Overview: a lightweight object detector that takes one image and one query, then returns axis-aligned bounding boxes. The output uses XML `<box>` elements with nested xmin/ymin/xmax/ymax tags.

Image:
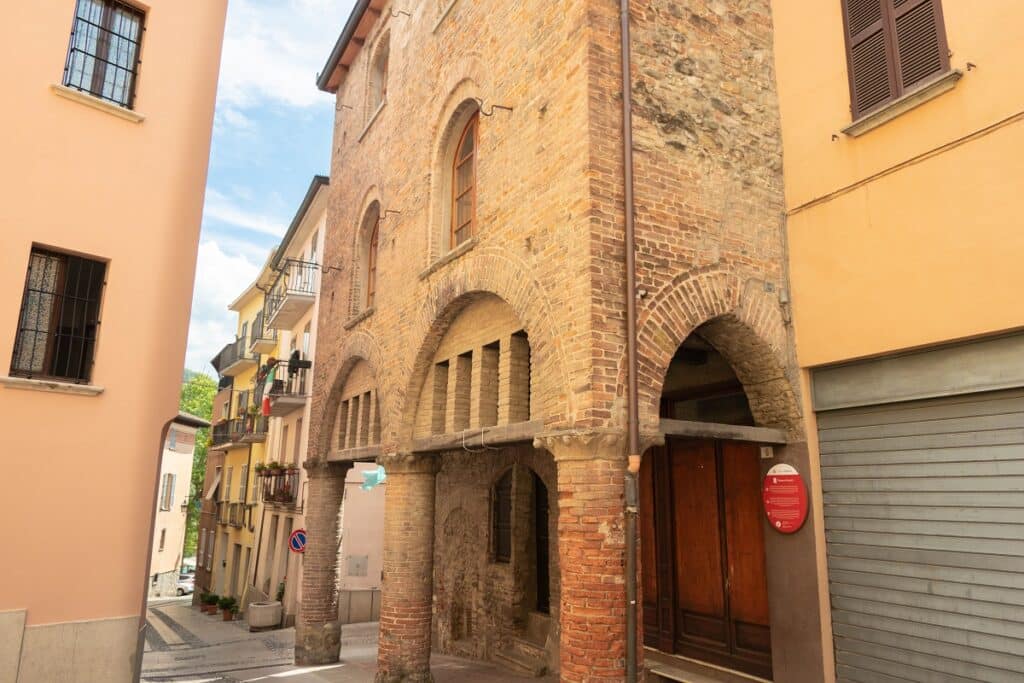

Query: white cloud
<box><xmin>216</xmin><ymin>0</ymin><xmax>354</xmax><ymax>111</ymax></box>
<box><xmin>183</xmin><ymin>240</ymin><xmax>262</xmax><ymax>372</ymax></box>
<box><xmin>204</xmin><ymin>189</ymin><xmax>287</xmax><ymax>236</ymax></box>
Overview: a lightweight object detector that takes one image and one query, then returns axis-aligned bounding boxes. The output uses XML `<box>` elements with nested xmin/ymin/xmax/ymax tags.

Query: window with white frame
<box><xmin>159</xmin><ymin>473</ymin><xmax>175</xmax><ymax>511</ymax></box>
<box><xmin>239</xmin><ymin>465</ymin><xmax>248</xmax><ymax>502</ymax></box>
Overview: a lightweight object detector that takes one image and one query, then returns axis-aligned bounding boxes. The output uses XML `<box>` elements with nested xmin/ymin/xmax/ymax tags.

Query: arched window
<box><xmin>492</xmin><ymin>468</ymin><xmax>512</xmax><ymax>563</ymax></box>
<box><xmin>451</xmin><ymin>112</ymin><xmax>478</xmax><ymax>248</ymax></box>
<box><xmin>367</xmin><ymin>33</ymin><xmax>389</xmax><ymax>119</ymax></box>
<box><xmin>366</xmin><ymin>220</ymin><xmax>379</xmax><ymax>307</ymax></box>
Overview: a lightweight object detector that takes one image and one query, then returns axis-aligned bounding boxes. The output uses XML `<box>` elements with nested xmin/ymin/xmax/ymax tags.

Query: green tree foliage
<box><xmin>180</xmin><ymin>372</ymin><xmax>217</xmax><ymax>557</ymax></box>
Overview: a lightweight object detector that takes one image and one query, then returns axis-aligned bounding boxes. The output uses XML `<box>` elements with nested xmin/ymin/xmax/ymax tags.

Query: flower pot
<box><xmin>270</xmin><ymin>468</ymin><xmax>282</xmax><ymax>476</ymax></box>
<box><xmin>222</xmin><ymin>609</ymin><xmax>233</xmax><ymax>621</ymax></box>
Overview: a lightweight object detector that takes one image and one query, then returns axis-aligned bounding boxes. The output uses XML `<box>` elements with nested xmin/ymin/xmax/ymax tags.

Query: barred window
<box><xmin>492</xmin><ymin>469</ymin><xmax>512</xmax><ymax>563</ymax></box>
<box><xmin>64</xmin><ymin>0</ymin><xmax>145</xmax><ymax>109</ymax></box>
<box><xmin>11</xmin><ymin>248</ymin><xmax>107</xmax><ymax>383</ymax></box>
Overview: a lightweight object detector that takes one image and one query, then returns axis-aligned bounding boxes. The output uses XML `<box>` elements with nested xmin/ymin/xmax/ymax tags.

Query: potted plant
<box><xmin>203</xmin><ymin>593</ymin><xmax>219</xmax><ymax>614</ymax></box>
<box><xmin>218</xmin><ymin>596</ymin><xmax>237</xmax><ymax>621</ymax></box>
<box><xmin>287</xmin><ymin>462</ymin><xmax>300</xmax><ymax>473</ymax></box>
<box><xmin>254</xmin><ymin>462</ymin><xmax>266</xmax><ymax>476</ymax></box>
<box><xmin>267</xmin><ymin>461</ymin><xmax>282</xmax><ymax>475</ymax></box>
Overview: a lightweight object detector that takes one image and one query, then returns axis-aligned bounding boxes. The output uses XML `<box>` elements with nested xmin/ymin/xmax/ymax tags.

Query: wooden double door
<box><xmin>640</xmin><ymin>439</ymin><xmax>772</xmax><ymax>679</ymax></box>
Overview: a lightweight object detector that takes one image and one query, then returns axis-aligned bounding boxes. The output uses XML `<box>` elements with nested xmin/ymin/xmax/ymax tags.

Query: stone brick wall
<box><xmin>305</xmin><ymin>0</ymin><xmax>812</xmax><ymax>679</ymax></box>
<box><xmin>432</xmin><ymin>446</ymin><xmax>558</xmax><ymax>664</ymax></box>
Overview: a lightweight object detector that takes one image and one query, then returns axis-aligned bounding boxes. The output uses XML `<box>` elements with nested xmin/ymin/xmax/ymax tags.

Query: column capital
<box><xmin>379</xmin><ymin>451</ymin><xmax>440</xmax><ymax>475</ymax></box>
<box><xmin>533</xmin><ymin>428</ymin><xmax>664</xmax><ymax>461</ymax></box>
<box><xmin>303</xmin><ymin>459</ymin><xmax>353</xmax><ymax>478</ymax></box>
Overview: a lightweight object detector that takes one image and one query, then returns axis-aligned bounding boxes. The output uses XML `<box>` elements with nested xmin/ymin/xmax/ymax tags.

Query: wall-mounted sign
<box><xmin>289</xmin><ymin>529</ymin><xmax>307</xmax><ymax>553</ymax></box>
<box><xmin>762</xmin><ymin>464</ymin><xmax>808</xmax><ymax>534</ymax></box>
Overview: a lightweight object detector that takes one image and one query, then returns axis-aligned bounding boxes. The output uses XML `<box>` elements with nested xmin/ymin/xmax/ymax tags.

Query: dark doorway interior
<box><xmin>533</xmin><ymin>471</ymin><xmax>550</xmax><ymax>614</ymax></box>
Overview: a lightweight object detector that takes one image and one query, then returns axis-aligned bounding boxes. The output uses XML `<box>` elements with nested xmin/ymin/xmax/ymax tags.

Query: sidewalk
<box><xmin>142</xmin><ymin>599</ymin><xmax>552</xmax><ymax>682</ymax></box>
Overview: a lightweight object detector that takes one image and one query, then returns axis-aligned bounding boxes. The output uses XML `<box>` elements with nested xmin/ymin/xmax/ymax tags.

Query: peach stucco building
<box><xmin>0</xmin><ymin>1</ymin><xmax>227</xmax><ymax>681</ymax></box>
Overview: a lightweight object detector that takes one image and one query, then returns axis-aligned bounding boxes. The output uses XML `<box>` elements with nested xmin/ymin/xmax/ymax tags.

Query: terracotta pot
<box><xmin>222</xmin><ymin>610</ymin><xmax>233</xmax><ymax>621</ymax></box>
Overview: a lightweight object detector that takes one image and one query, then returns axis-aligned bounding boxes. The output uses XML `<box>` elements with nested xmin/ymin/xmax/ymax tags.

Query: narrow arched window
<box><xmin>368</xmin><ymin>34</ymin><xmax>389</xmax><ymax>118</ymax></box>
<box><xmin>451</xmin><ymin>112</ymin><xmax>478</xmax><ymax>248</ymax></box>
<box><xmin>492</xmin><ymin>468</ymin><xmax>512</xmax><ymax>563</ymax></box>
<box><xmin>366</xmin><ymin>221</ymin><xmax>379</xmax><ymax>307</ymax></box>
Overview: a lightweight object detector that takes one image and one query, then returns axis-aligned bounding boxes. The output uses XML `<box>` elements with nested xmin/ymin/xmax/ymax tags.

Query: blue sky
<box><xmin>183</xmin><ymin>0</ymin><xmax>355</xmax><ymax>373</ymax></box>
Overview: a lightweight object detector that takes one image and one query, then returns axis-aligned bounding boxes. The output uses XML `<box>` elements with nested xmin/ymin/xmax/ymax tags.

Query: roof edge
<box><xmin>317</xmin><ymin>0</ymin><xmax>372</xmax><ymax>93</ymax></box>
<box><xmin>173</xmin><ymin>412</ymin><xmax>211</xmax><ymax>429</ymax></box>
<box><xmin>272</xmin><ymin>175</ymin><xmax>330</xmax><ymax>270</ymax></box>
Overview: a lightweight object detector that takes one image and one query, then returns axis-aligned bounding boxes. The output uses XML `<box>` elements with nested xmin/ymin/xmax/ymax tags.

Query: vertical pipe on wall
<box><xmin>619</xmin><ymin>0</ymin><xmax>640</xmax><ymax>680</ymax></box>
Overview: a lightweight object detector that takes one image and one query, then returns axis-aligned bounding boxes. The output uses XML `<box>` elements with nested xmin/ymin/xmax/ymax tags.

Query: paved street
<box><xmin>142</xmin><ymin>598</ymin><xmax>552</xmax><ymax>682</ymax></box>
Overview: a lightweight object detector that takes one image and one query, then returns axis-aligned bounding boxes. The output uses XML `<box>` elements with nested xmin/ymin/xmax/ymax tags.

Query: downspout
<box><xmin>619</xmin><ymin>0</ymin><xmax>640</xmax><ymax>681</ymax></box>
<box><xmin>134</xmin><ymin>419</ymin><xmax>174</xmax><ymax>683</ymax></box>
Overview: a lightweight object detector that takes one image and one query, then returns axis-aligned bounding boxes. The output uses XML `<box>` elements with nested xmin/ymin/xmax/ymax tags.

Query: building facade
<box><xmin>149</xmin><ymin>413</ymin><xmax>209</xmax><ymax>598</ymax></box>
<box><xmin>0</xmin><ymin>1</ymin><xmax>226</xmax><ymax>681</ymax></box>
<box><xmin>774</xmin><ymin>2</ymin><xmax>1024</xmax><ymax>682</ymax></box>
<box><xmin>300</xmin><ymin>1</ymin><xmax>825</xmax><ymax>681</ymax></box>
<box><xmin>197</xmin><ymin>178</ymin><xmax>386</xmax><ymax>630</ymax></box>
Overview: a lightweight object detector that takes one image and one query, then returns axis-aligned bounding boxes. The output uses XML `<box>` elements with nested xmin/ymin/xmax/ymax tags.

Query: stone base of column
<box><xmin>294</xmin><ymin>621</ymin><xmax>341</xmax><ymax>666</ymax></box>
<box><xmin>374</xmin><ymin>668</ymin><xmax>434</xmax><ymax>683</ymax></box>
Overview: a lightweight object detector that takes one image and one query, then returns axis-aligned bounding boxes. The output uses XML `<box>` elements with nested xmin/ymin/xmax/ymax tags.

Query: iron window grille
<box><xmin>63</xmin><ymin>0</ymin><xmax>145</xmax><ymax>109</ymax></box>
<box><xmin>11</xmin><ymin>248</ymin><xmax>107</xmax><ymax>383</ymax></box>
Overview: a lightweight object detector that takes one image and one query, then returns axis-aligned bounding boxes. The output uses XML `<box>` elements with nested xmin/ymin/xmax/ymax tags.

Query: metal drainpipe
<box><xmin>620</xmin><ymin>0</ymin><xmax>640</xmax><ymax>681</ymax></box>
<box><xmin>134</xmin><ymin>419</ymin><xmax>173</xmax><ymax>683</ymax></box>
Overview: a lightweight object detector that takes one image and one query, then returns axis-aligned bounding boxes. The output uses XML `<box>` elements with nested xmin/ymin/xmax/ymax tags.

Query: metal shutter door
<box><xmin>818</xmin><ymin>388</ymin><xmax>1024</xmax><ymax>683</ymax></box>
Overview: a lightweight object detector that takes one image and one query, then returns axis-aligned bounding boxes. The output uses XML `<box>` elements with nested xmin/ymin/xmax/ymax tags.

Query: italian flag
<box><xmin>261</xmin><ymin>364</ymin><xmax>277</xmax><ymax>416</ymax></box>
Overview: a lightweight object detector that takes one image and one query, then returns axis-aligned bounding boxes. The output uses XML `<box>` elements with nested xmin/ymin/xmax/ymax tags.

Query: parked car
<box><xmin>176</xmin><ymin>574</ymin><xmax>195</xmax><ymax>596</ymax></box>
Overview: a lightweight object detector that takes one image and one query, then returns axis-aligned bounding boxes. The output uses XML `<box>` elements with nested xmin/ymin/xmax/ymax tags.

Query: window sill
<box><xmin>50</xmin><ymin>84</ymin><xmax>145</xmax><ymax>124</ymax></box>
<box><xmin>419</xmin><ymin>236</ymin><xmax>478</xmax><ymax>280</ymax></box>
<box><xmin>358</xmin><ymin>100</ymin><xmax>386</xmax><ymax>142</ymax></box>
<box><xmin>432</xmin><ymin>0</ymin><xmax>458</xmax><ymax>33</ymax></box>
<box><xmin>0</xmin><ymin>375</ymin><xmax>104</xmax><ymax>396</ymax></box>
<box><xmin>344</xmin><ymin>306</ymin><xmax>376</xmax><ymax>330</ymax></box>
<box><xmin>843</xmin><ymin>70</ymin><xmax>962</xmax><ymax>138</ymax></box>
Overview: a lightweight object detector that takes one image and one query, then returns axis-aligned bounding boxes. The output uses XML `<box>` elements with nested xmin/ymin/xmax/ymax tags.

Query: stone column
<box><xmin>376</xmin><ymin>453</ymin><xmax>440</xmax><ymax>683</ymax></box>
<box><xmin>537</xmin><ymin>432</ymin><xmax>629</xmax><ymax>683</ymax></box>
<box><xmin>296</xmin><ymin>460</ymin><xmax>350</xmax><ymax>665</ymax></box>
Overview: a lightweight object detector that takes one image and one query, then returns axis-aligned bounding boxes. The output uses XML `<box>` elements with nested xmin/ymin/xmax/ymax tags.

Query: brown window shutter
<box><xmin>841</xmin><ymin>0</ymin><xmax>949</xmax><ymax>119</ymax></box>
<box><xmin>842</xmin><ymin>0</ymin><xmax>896</xmax><ymax>117</ymax></box>
<box><xmin>891</xmin><ymin>0</ymin><xmax>949</xmax><ymax>91</ymax></box>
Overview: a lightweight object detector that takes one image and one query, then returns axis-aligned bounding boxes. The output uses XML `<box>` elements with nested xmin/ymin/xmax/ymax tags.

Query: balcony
<box><xmin>211</xmin><ymin>418</ymin><xmax>246</xmax><ymax>448</ymax></box>
<box><xmin>268</xmin><ymin>367</ymin><xmax>309</xmax><ymax>417</ymax></box>
<box><xmin>228</xmin><ymin>502</ymin><xmax>245</xmax><ymax>528</ymax></box>
<box><xmin>240</xmin><ymin>414</ymin><xmax>269</xmax><ymax>443</ymax></box>
<box><xmin>259</xmin><ymin>469</ymin><xmax>300</xmax><ymax>507</ymax></box>
<box><xmin>249</xmin><ymin>311</ymin><xmax>278</xmax><ymax>355</ymax></box>
<box><xmin>265</xmin><ymin>259</ymin><xmax>318</xmax><ymax>330</ymax></box>
<box><xmin>211</xmin><ymin>337</ymin><xmax>259</xmax><ymax>377</ymax></box>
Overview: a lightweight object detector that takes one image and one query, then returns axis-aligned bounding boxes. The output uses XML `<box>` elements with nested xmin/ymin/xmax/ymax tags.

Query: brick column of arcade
<box><xmin>295</xmin><ymin>460</ymin><xmax>350</xmax><ymax>665</ymax></box>
<box><xmin>540</xmin><ymin>434</ymin><xmax>631</xmax><ymax>683</ymax></box>
<box><xmin>376</xmin><ymin>453</ymin><xmax>439</xmax><ymax>683</ymax></box>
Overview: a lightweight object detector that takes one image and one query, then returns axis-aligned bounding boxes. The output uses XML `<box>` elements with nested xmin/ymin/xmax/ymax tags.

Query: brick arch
<box><xmin>309</xmin><ymin>329</ymin><xmax>387</xmax><ymax>462</ymax></box>
<box><xmin>396</xmin><ymin>248</ymin><xmax>573</xmax><ymax>445</ymax></box>
<box><xmin>630</xmin><ymin>269</ymin><xmax>803</xmax><ymax>436</ymax></box>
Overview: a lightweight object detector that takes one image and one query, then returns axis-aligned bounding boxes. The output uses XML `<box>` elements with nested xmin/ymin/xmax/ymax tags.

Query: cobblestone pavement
<box><xmin>141</xmin><ymin>598</ymin><xmax>552</xmax><ymax>682</ymax></box>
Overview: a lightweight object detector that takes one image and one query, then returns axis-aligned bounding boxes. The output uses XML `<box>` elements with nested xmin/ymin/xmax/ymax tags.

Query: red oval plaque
<box><xmin>762</xmin><ymin>464</ymin><xmax>808</xmax><ymax>534</ymax></box>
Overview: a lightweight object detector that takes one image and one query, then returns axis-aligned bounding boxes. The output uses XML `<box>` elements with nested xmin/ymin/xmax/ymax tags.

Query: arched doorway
<box><xmin>640</xmin><ymin>328</ymin><xmax>772</xmax><ymax>679</ymax></box>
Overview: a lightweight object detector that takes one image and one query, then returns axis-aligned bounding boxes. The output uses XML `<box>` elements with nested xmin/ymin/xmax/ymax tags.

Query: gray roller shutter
<box><xmin>818</xmin><ymin>388</ymin><xmax>1024</xmax><ymax>683</ymax></box>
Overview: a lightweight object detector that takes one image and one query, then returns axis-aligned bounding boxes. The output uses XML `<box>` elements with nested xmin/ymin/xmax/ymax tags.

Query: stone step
<box><xmin>494</xmin><ymin>644</ymin><xmax>547</xmax><ymax>677</ymax></box>
<box><xmin>510</xmin><ymin>635</ymin><xmax>547</xmax><ymax>662</ymax></box>
<box><xmin>524</xmin><ymin>611</ymin><xmax>551</xmax><ymax>646</ymax></box>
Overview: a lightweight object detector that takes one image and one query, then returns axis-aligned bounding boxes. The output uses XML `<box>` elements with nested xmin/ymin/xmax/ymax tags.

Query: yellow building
<box><xmin>774</xmin><ymin>2</ymin><xmax>1024</xmax><ymax>681</ymax></box>
<box><xmin>0</xmin><ymin>1</ymin><xmax>226</xmax><ymax>681</ymax></box>
<box><xmin>202</xmin><ymin>177</ymin><xmax>330</xmax><ymax>627</ymax></box>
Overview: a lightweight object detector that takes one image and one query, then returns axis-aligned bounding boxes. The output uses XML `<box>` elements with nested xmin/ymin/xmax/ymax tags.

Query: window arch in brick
<box><xmin>367</xmin><ymin>30</ymin><xmax>390</xmax><ymax>121</ymax></box>
<box><xmin>353</xmin><ymin>200</ymin><xmax>381</xmax><ymax>314</ymax></box>
<box><xmin>431</xmin><ymin>98</ymin><xmax>481</xmax><ymax>258</ymax></box>
<box><xmin>335</xmin><ymin>359</ymin><xmax>382</xmax><ymax>451</ymax></box>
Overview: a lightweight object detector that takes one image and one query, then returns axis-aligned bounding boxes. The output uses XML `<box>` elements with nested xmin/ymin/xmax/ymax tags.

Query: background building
<box><xmin>149</xmin><ymin>413</ymin><xmax>210</xmax><ymax>598</ymax></box>
<box><xmin>0</xmin><ymin>1</ymin><xmax>226</xmax><ymax>681</ymax></box>
<box><xmin>775</xmin><ymin>2</ymin><xmax>1024</xmax><ymax>682</ymax></box>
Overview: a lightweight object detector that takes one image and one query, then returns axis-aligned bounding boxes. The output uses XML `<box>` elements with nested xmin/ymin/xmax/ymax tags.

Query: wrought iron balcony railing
<box><xmin>228</xmin><ymin>502</ymin><xmax>245</xmax><ymax>528</ymax></box>
<box><xmin>264</xmin><ymin>259</ymin><xmax>318</xmax><ymax>330</ymax></box>
<box><xmin>211</xmin><ymin>336</ymin><xmax>259</xmax><ymax>376</ymax></box>
<box><xmin>259</xmin><ymin>469</ymin><xmax>300</xmax><ymax>507</ymax></box>
<box><xmin>249</xmin><ymin>311</ymin><xmax>278</xmax><ymax>353</ymax></box>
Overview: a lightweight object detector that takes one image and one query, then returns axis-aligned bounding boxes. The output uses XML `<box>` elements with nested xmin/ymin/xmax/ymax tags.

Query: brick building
<box><xmin>297</xmin><ymin>1</ymin><xmax>827</xmax><ymax>682</ymax></box>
